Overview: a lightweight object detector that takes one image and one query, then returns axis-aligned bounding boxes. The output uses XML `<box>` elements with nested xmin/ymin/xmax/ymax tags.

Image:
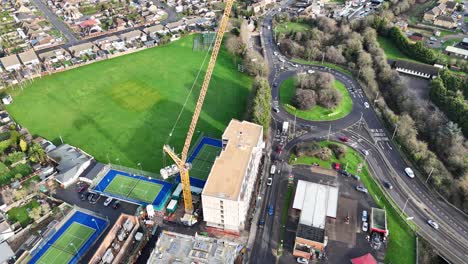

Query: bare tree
<box><xmin>293</xmin><ymin>89</ymin><xmax>317</xmax><ymax>110</ymax></box>
<box><xmin>325</xmin><ymin>46</ymin><xmax>346</xmax><ymax>64</ymax></box>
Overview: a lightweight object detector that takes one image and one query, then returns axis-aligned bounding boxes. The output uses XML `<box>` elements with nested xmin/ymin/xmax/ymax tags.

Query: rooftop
<box><xmin>68</xmin><ymin>42</ymin><xmax>95</xmax><ymax>54</ymax></box>
<box><xmin>446</xmin><ymin>46</ymin><xmax>468</xmax><ymax>56</ymax></box>
<box><xmin>47</xmin><ymin>144</ymin><xmax>92</xmax><ymax>184</ymax></box>
<box><xmin>18</xmin><ymin>49</ymin><xmax>39</xmax><ymax>63</ymax></box>
<box><xmin>370</xmin><ymin>207</ymin><xmax>387</xmax><ymax>231</ymax></box>
<box><xmin>296</xmin><ymin>224</ymin><xmax>325</xmax><ymax>243</ymax></box>
<box><xmin>202</xmin><ymin>120</ymin><xmax>263</xmax><ymax>200</ymax></box>
<box><xmin>393</xmin><ymin>60</ymin><xmax>440</xmax><ymax>76</ymax></box>
<box><xmin>119</xmin><ymin>30</ymin><xmax>143</xmax><ymax>40</ymax></box>
<box><xmin>292</xmin><ymin>180</ymin><xmax>339</xmax><ymax>228</ymax></box>
<box><xmin>148</xmin><ymin>231</ymin><xmax>241</xmax><ymax>264</ymax></box>
<box><xmin>0</xmin><ymin>54</ymin><xmax>21</xmax><ymax>68</ymax></box>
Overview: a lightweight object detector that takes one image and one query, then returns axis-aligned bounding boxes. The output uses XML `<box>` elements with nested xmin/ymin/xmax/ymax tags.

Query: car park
<box><xmin>362</xmin><ymin>222</ymin><xmax>369</xmax><ymax>232</ymax></box>
<box><xmin>427</xmin><ymin>219</ymin><xmax>439</xmax><ymax>229</ymax></box>
<box><xmin>356</xmin><ymin>185</ymin><xmax>368</xmax><ymax>193</ymax></box>
<box><xmin>267</xmin><ymin>177</ymin><xmax>273</xmax><ymax>186</ymax></box>
<box><xmin>112</xmin><ymin>200</ymin><xmax>120</xmax><ymax>209</ymax></box>
<box><xmin>104</xmin><ymin>197</ymin><xmax>113</xmax><ymax>206</ymax></box>
<box><xmin>383</xmin><ymin>180</ymin><xmax>393</xmax><ymax>189</ymax></box>
<box><xmin>362</xmin><ymin>210</ymin><xmax>368</xmax><ymax>222</ymax></box>
<box><xmin>297</xmin><ymin>257</ymin><xmax>308</xmax><ymax>264</ymax></box>
<box><xmin>268</xmin><ymin>204</ymin><xmax>274</xmax><ymax>216</ymax></box>
<box><xmin>404</xmin><ymin>167</ymin><xmax>415</xmax><ymax>178</ymax></box>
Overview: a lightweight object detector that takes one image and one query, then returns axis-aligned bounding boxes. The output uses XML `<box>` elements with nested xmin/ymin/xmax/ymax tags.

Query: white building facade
<box><xmin>202</xmin><ymin>120</ymin><xmax>264</xmax><ymax>232</ymax></box>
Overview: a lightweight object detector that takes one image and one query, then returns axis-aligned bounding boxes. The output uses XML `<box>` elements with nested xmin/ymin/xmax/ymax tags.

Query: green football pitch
<box><xmin>104</xmin><ymin>175</ymin><xmax>162</xmax><ymax>203</ymax></box>
<box><xmin>189</xmin><ymin>145</ymin><xmax>221</xmax><ymax>181</ymax></box>
<box><xmin>6</xmin><ymin>34</ymin><xmax>252</xmax><ymax>173</ymax></box>
<box><xmin>37</xmin><ymin>222</ymin><xmax>94</xmax><ymax>264</ymax></box>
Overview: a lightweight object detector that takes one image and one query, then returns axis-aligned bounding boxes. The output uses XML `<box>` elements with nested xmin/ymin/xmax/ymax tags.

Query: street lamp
<box><xmin>137</xmin><ymin>163</ymin><xmax>143</xmax><ymax>175</ymax></box>
<box><xmin>70</xmin><ymin>242</ymin><xmax>79</xmax><ymax>256</ymax></box>
<box><xmin>91</xmin><ymin>218</ymin><xmax>100</xmax><ymax>232</ymax></box>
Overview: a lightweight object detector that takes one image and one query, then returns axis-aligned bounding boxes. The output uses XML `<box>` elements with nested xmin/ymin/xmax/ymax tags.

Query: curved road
<box><xmin>250</xmin><ymin>2</ymin><xmax>468</xmax><ymax>263</ymax></box>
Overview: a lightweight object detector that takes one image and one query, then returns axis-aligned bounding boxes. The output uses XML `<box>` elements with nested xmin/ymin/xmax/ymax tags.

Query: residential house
<box><xmin>409</xmin><ymin>33</ymin><xmax>424</xmax><ymax>42</ymax></box>
<box><xmin>445</xmin><ymin>1</ymin><xmax>458</xmax><ymax>12</ymax></box>
<box><xmin>144</xmin><ymin>24</ymin><xmax>167</xmax><ymax>38</ymax></box>
<box><xmin>47</xmin><ymin>144</ymin><xmax>93</xmax><ymax>188</ymax></box>
<box><xmin>18</xmin><ymin>49</ymin><xmax>40</xmax><ymax>66</ymax></box>
<box><xmin>434</xmin><ymin>14</ymin><xmax>457</xmax><ymax>28</ymax></box>
<box><xmin>68</xmin><ymin>42</ymin><xmax>98</xmax><ymax>57</ymax></box>
<box><xmin>119</xmin><ymin>30</ymin><xmax>146</xmax><ymax>43</ymax></box>
<box><xmin>0</xmin><ymin>112</ymin><xmax>11</xmax><ymax>123</ymax></box>
<box><xmin>0</xmin><ymin>55</ymin><xmax>22</xmax><ymax>71</ymax></box>
<box><xmin>1</xmin><ymin>95</ymin><xmax>13</xmax><ymax>105</ymax></box>
<box><xmin>423</xmin><ymin>4</ymin><xmax>446</xmax><ymax>21</ymax></box>
<box><xmin>38</xmin><ymin>48</ymin><xmax>71</xmax><ymax>64</ymax></box>
<box><xmin>94</xmin><ymin>35</ymin><xmax>120</xmax><ymax>50</ymax></box>
<box><xmin>249</xmin><ymin>0</ymin><xmax>274</xmax><ymax>14</ymax></box>
<box><xmin>165</xmin><ymin>20</ymin><xmax>186</xmax><ymax>33</ymax></box>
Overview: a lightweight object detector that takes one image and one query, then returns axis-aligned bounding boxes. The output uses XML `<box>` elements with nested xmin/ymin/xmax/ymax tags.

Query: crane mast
<box><xmin>163</xmin><ymin>0</ymin><xmax>234</xmax><ymax>214</ymax></box>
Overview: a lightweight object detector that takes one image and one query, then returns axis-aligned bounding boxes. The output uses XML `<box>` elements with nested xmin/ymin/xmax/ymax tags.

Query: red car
<box><xmin>338</xmin><ymin>136</ymin><xmax>349</xmax><ymax>142</ymax></box>
<box><xmin>333</xmin><ymin>163</ymin><xmax>341</xmax><ymax>171</ymax></box>
<box><xmin>276</xmin><ymin>145</ymin><xmax>283</xmax><ymax>154</ymax></box>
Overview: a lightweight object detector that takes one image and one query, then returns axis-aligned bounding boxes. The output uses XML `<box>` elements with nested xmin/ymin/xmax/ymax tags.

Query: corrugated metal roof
<box><xmin>293</xmin><ymin>180</ymin><xmax>338</xmax><ymax>228</ymax></box>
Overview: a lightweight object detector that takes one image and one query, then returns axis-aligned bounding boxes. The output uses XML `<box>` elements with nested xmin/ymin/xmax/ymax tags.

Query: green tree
<box><xmin>0</xmin><ymin>140</ymin><xmax>9</xmax><ymax>154</ymax></box>
<box><xmin>28</xmin><ymin>142</ymin><xmax>47</xmax><ymax>163</ymax></box>
<box><xmin>251</xmin><ymin>77</ymin><xmax>272</xmax><ymax>135</ymax></box>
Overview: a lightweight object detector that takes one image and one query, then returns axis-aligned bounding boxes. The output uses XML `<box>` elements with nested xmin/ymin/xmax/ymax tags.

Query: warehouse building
<box><xmin>292</xmin><ymin>180</ymin><xmax>338</xmax><ymax>260</ymax></box>
<box><xmin>202</xmin><ymin>120</ymin><xmax>264</xmax><ymax>233</ymax></box>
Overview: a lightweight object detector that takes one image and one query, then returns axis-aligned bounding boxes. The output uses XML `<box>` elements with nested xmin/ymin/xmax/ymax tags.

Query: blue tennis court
<box><xmin>176</xmin><ymin>136</ymin><xmax>222</xmax><ymax>188</ymax></box>
<box><xmin>29</xmin><ymin>210</ymin><xmax>107</xmax><ymax>264</ymax></box>
<box><xmin>93</xmin><ymin>169</ymin><xmax>173</xmax><ymax>210</ymax></box>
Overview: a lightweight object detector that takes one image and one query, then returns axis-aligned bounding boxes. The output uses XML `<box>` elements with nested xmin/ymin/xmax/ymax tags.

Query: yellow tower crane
<box><xmin>163</xmin><ymin>0</ymin><xmax>234</xmax><ymax>215</ymax></box>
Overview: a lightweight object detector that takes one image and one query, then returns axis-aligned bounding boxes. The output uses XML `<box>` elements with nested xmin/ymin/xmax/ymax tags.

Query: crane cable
<box><xmin>163</xmin><ymin>34</ymin><xmax>217</xmax><ymax>165</ymax></box>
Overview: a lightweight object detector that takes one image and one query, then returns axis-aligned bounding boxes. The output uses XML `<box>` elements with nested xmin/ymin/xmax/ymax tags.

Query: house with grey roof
<box><xmin>119</xmin><ymin>29</ymin><xmax>146</xmax><ymax>43</ymax></box>
<box><xmin>68</xmin><ymin>42</ymin><xmax>98</xmax><ymax>57</ymax></box>
<box><xmin>144</xmin><ymin>24</ymin><xmax>167</xmax><ymax>38</ymax></box>
<box><xmin>47</xmin><ymin>144</ymin><xmax>93</xmax><ymax>187</ymax></box>
<box><xmin>18</xmin><ymin>49</ymin><xmax>40</xmax><ymax>66</ymax></box>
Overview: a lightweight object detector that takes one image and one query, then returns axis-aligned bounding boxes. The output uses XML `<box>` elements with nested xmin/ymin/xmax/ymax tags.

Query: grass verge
<box><xmin>290</xmin><ymin>141</ymin><xmax>416</xmax><ymax>264</ymax></box>
<box><xmin>279</xmin><ymin>77</ymin><xmax>353</xmax><ymax>121</ymax></box>
<box><xmin>274</xmin><ymin>22</ymin><xmax>311</xmax><ymax>34</ymax></box>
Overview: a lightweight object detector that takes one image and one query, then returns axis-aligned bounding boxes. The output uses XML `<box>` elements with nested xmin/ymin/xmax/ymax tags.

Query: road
<box><xmin>250</xmin><ymin>1</ymin><xmax>468</xmax><ymax>263</ymax></box>
<box><xmin>30</xmin><ymin>0</ymin><xmax>79</xmax><ymax>44</ymax></box>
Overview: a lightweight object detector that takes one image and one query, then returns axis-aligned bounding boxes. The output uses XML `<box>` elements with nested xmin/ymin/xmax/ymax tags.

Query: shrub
<box><xmin>5</xmin><ymin>152</ymin><xmax>25</xmax><ymax>165</ymax></box>
<box><xmin>329</xmin><ymin>143</ymin><xmax>346</xmax><ymax>159</ymax></box>
<box><xmin>294</xmin><ymin>141</ymin><xmax>321</xmax><ymax>156</ymax></box>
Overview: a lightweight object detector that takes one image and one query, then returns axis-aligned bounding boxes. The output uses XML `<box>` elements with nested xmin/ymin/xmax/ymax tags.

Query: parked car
<box><xmin>276</xmin><ymin>145</ymin><xmax>283</xmax><ymax>154</ymax></box>
<box><xmin>341</xmin><ymin>170</ymin><xmax>351</xmax><ymax>177</ymax></box>
<box><xmin>338</xmin><ymin>136</ymin><xmax>349</xmax><ymax>142</ymax></box>
<box><xmin>104</xmin><ymin>197</ymin><xmax>113</xmax><ymax>206</ymax></box>
<box><xmin>404</xmin><ymin>167</ymin><xmax>415</xmax><ymax>178</ymax></box>
<box><xmin>333</xmin><ymin>162</ymin><xmax>341</xmax><ymax>170</ymax></box>
<box><xmin>80</xmin><ymin>193</ymin><xmax>87</xmax><ymax>201</ymax></box>
<box><xmin>258</xmin><ymin>219</ymin><xmax>265</xmax><ymax>226</ymax></box>
<box><xmin>383</xmin><ymin>180</ymin><xmax>393</xmax><ymax>189</ymax></box>
<box><xmin>90</xmin><ymin>193</ymin><xmax>100</xmax><ymax>204</ymax></box>
<box><xmin>112</xmin><ymin>200</ymin><xmax>120</xmax><ymax>209</ymax></box>
<box><xmin>427</xmin><ymin>219</ymin><xmax>439</xmax><ymax>229</ymax></box>
<box><xmin>362</xmin><ymin>221</ymin><xmax>369</xmax><ymax>232</ymax></box>
<box><xmin>297</xmin><ymin>257</ymin><xmax>308</xmax><ymax>264</ymax></box>
<box><xmin>307</xmin><ymin>69</ymin><xmax>315</xmax><ymax>74</ymax></box>
<box><xmin>352</xmin><ymin>174</ymin><xmax>360</xmax><ymax>181</ymax></box>
<box><xmin>361</xmin><ymin>149</ymin><xmax>369</xmax><ymax>156</ymax></box>
<box><xmin>87</xmin><ymin>193</ymin><xmax>94</xmax><ymax>202</ymax></box>
<box><xmin>364</xmin><ymin>102</ymin><xmax>370</xmax><ymax>108</ymax></box>
<box><xmin>356</xmin><ymin>185</ymin><xmax>368</xmax><ymax>194</ymax></box>
<box><xmin>268</xmin><ymin>204</ymin><xmax>274</xmax><ymax>216</ymax></box>
<box><xmin>362</xmin><ymin>210</ymin><xmax>368</xmax><ymax>222</ymax></box>
<box><xmin>267</xmin><ymin>177</ymin><xmax>273</xmax><ymax>186</ymax></box>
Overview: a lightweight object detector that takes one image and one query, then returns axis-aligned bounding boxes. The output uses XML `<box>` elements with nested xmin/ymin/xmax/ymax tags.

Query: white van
<box><xmin>404</xmin><ymin>167</ymin><xmax>415</xmax><ymax>178</ymax></box>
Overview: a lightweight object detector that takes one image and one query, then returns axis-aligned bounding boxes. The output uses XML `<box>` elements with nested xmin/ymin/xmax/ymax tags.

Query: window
<box><xmin>221</xmin><ymin>219</ymin><xmax>224</xmax><ymax>223</ymax></box>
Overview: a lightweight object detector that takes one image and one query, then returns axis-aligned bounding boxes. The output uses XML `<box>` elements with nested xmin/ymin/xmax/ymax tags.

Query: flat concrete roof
<box><xmin>293</xmin><ymin>180</ymin><xmax>338</xmax><ymax>229</ymax></box>
<box><xmin>446</xmin><ymin>45</ymin><xmax>468</xmax><ymax>56</ymax></box>
<box><xmin>18</xmin><ymin>49</ymin><xmax>38</xmax><ymax>63</ymax></box>
<box><xmin>0</xmin><ymin>54</ymin><xmax>21</xmax><ymax>68</ymax></box>
<box><xmin>202</xmin><ymin>120</ymin><xmax>262</xmax><ymax>200</ymax></box>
